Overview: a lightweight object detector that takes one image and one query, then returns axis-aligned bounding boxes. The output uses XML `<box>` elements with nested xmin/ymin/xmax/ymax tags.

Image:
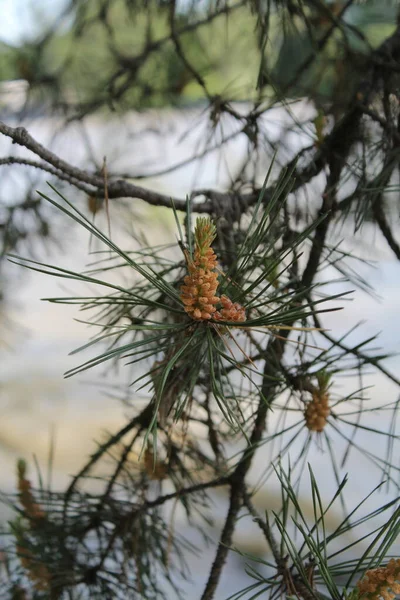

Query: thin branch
<box><xmin>201</xmin><ymin>333</ymin><xmax>289</xmax><ymax>600</ymax></box>
<box><xmin>0</xmin><ymin>121</ymin><xmax>191</xmax><ymax>209</ymax></box>
<box><xmin>169</xmin><ymin>0</ymin><xmax>211</xmax><ymax>99</ymax></box>
<box><xmin>242</xmin><ymin>492</ymin><xmax>282</xmax><ymax>565</ymax></box>
<box><xmin>0</xmin><ymin>156</ymin><xmax>97</xmax><ymax>194</ymax></box>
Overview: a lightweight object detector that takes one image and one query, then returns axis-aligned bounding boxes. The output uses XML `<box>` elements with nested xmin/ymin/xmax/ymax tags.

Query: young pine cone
<box><xmin>180</xmin><ymin>217</ymin><xmax>246</xmax><ymax>323</ymax></box>
<box><xmin>357</xmin><ymin>559</ymin><xmax>400</xmax><ymax>600</ymax></box>
<box><xmin>180</xmin><ymin>218</ymin><xmax>220</xmax><ymax>321</ymax></box>
<box><xmin>304</xmin><ymin>392</ymin><xmax>330</xmax><ymax>432</ymax></box>
<box><xmin>214</xmin><ymin>295</ymin><xmax>246</xmax><ymax>323</ymax></box>
<box><xmin>180</xmin><ymin>265</ymin><xmax>220</xmax><ymax>320</ymax></box>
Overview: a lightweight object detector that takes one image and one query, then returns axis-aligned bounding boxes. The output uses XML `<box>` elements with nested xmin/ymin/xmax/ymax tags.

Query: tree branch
<box><xmin>0</xmin><ymin>121</ymin><xmax>193</xmax><ymax>209</ymax></box>
<box><xmin>0</xmin><ymin>156</ymin><xmax>97</xmax><ymax>195</ymax></box>
<box><xmin>200</xmin><ymin>333</ymin><xmax>289</xmax><ymax>600</ymax></box>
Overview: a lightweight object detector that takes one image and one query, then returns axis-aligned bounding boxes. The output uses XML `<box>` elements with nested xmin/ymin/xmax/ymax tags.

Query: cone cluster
<box><xmin>180</xmin><ymin>218</ymin><xmax>246</xmax><ymax>323</ymax></box>
<box><xmin>214</xmin><ymin>295</ymin><xmax>246</xmax><ymax>322</ymax></box>
<box><xmin>357</xmin><ymin>559</ymin><xmax>400</xmax><ymax>600</ymax></box>
<box><xmin>304</xmin><ymin>391</ymin><xmax>330</xmax><ymax>432</ymax></box>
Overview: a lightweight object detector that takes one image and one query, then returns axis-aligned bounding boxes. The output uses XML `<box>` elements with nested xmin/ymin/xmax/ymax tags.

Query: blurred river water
<box><xmin>1</xmin><ymin>102</ymin><xmax>400</xmax><ymax>597</ymax></box>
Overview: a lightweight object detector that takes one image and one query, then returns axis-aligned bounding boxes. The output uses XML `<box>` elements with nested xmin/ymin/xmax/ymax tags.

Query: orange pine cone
<box><xmin>304</xmin><ymin>392</ymin><xmax>330</xmax><ymax>432</ymax></box>
<box><xmin>214</xmin><ymin>295</ymin><xmax>246</xmax><ymax>323</ymax></box>
<box><xmin>180</xmin><ymin>218</ymin><xmax>220</xmax><ymax>321</ymax></box>
<box><xmin>357</xmin><ymin>559</ymin><xmax>400</xmax><ymax>600</ymax></box>
<box><xmin>180</xmin><ymin>217</ymin><xmax>246</xmax><ymax>323</ymax></box>
<box><xmin>180</xmin><ymin>268</ymin><xmax>220</xmax><ymax>320</ymax></box>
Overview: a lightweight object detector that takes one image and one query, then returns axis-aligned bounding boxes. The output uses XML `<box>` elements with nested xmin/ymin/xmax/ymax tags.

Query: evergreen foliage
<box><xmin>1</xmin><ymin>1</ymin><xmax>400</xmax><ymax>598</ymax></box>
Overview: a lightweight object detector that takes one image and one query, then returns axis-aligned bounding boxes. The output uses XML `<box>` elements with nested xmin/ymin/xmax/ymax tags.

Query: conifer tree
<box><xmin>1</xmin><ymin>1</ymin><xmax>400</xmax><ymax>598</ymax></box>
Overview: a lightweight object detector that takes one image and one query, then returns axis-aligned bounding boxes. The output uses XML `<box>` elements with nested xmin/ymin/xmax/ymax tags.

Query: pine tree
<box><xmin>1</xmin><ymin>1</ymin><xmax>400</xmax><ymax>599</ymax></box>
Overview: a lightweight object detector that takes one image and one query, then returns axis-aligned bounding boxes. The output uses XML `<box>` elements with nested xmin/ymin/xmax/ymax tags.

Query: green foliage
<box><xmin>2</xmin><ymin>171</ymin><xmax>398</xmax><ymax>596</ymax></box>
<box><xmin>0</xmin><ymin>44</ymin><xmax>16</xmax><ymax>82</ymax></box>
<box><xmin>8</xmin><ymin>172</ymin><xmax>341</xmax><ymax>440</ymax></box>
<box><xmin>228</xmin><ymin>465</ymin><xmax>400</xmax><ymax>600</ymax></box>
<box><xmin>1</xmin><ymin>1</ymin><xmax>400</xmax><ymax>598</ymax></box>
<box><xmin>3</xmin><ymin>0</ymin><xmax>398</xmax><ymax>109</ymax></box>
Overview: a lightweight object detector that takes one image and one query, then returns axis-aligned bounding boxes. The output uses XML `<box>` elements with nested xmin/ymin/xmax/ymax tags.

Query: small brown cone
<box><xmin>304</xmin><ymin>392</ymin><xmax>330</xmax><ymax>432</ymax></box>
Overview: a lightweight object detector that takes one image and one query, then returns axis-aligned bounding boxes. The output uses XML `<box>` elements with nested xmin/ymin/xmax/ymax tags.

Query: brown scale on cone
<box><xmin>304</xmin><ymin>391</ymin><xmax>330</xmax><ymax>432</ymax></box>
<box><xmin>357</xmin><ymin>559</ymin><xmax>400</xmax><ymax>600</ymax></box>
<box><xmin>180</xmin><ymin>217</ymin><xmax>246</xmax><ymax>322</ymax></box>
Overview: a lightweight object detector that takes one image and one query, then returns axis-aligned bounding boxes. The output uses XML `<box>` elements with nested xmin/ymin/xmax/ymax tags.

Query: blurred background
<box><xmin>1</xmin><ymin>0</ymin><xmax>400</xmax><ymax>596</ymax></box>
